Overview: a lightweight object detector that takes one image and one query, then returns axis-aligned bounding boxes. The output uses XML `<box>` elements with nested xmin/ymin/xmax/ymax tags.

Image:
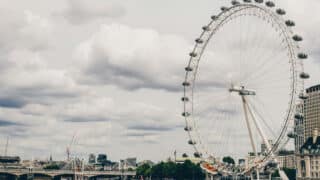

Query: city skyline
<box><xmin>0</xmin><ymin>0</ymin><xmax>319</xmax><ymax>163</ymax></box>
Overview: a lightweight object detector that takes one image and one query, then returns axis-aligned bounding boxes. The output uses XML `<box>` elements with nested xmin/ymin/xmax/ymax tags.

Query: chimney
<box><xmin>313</xmin><ymin>128</ymin><xmax>319</xmax><ymax>144</ymax></box>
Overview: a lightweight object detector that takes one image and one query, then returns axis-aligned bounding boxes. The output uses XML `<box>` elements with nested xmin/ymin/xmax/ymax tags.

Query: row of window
<box><xmin>311</xmin><ymin>172</ymin><xmax>319</xmax><ymax>178</ymax></box>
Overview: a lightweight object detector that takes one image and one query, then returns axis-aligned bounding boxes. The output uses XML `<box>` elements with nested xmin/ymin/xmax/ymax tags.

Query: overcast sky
<box><xmin>0</xmin><ymin>0</ymin><xmax>319</xmax><ymax>162</ymax></box>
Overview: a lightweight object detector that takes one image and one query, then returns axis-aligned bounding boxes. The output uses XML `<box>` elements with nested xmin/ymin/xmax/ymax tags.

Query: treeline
<box><xmin>136</xmin><ymin>160</ymin><xmax>205</xmax><ymax>180</ymax></box>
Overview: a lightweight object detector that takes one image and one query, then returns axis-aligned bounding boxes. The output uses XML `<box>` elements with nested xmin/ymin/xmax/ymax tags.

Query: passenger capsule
<box><xmin>188</xmin><ymin>140</ymin><xmax>196</xmax><ymax>145</ymax></box>
<box><xmin>255</xmin><ymin>0</ymin><xmax>263</xmax><ymax>3</ymax></box>
<box><xmin>300</xmin><ymin>72</ymin><xmax>310</xmax><ymax>79</ymax></box>
<box><xmin>221</xmin><ymin>6</ymin><xmax>228</xmax><ymax>11</ymax></box>
<box><xmin>184</xmin><ymin>126</ymin><xmax>192</xmax><ymax>131</ymax></box>
<box><xmin>287</xmin><ymin>132</ymin><xmax>296</xmax><ymax>138</ymax></box>
<box><xmin>243</xmin><ymin>0</ymin><xmax>252</xmax><ymax>3</ymax></box>
<box><xmin>195</xmin><ymin>38</ymin><xmax>204</xmax><ymax>44</ymax></box>
<box><xmin>185</xmin><ymin>66</ymin><xmax>193</xmax><ymax>72</ymax></box>
<box><xmin>194</xmin><ymin>152</ymin><xmax>202</xmax><ymax>158</ymax></box>
<box><xmin>265</xmin><ymin>1</ymin><xmax>275</xmax><ymax>7</ymax></box>
<box><xmin>182</xmin><ymin>81</ymin><xmax>190</xmax><ymax>86</ymax></box>
<box><xmin>295</xmin><ymin>113</ymin><xmax>304</xmax><ymax>120</ymax></box>
<box><xmin>299</xmin><ymin>93</ymin><xmax>308</xmax><ymax>100</ymax></box>
<box><xmin>231</xmin><ymin>0</ymin><xmax>240</xmax><ymax>5</ymax></box>
<box><xmin>211</xmin><ymin>15</ymin><xmax>217</xmax><ymax>20</ymax></box>
<box><xmin>202</xmin><ymin>26</ymin><xmax>210</xmax><ymax>31</ymax></box>
<box><xmin>285</xmin><ymin>20</ymin><xmax>295</xmax><ymax>27</ymax></box>
<box><xmin>276</xmin><ymin>9</ymin><xmax>286</xmax><ymax>15</ymax></box>
<box><xmin>189</xmin><ymin>52</ymin><xmax>197</xmax><ymax>57</ymax></box>
<box><xmin>182</xmin><ymin>112</ymin><xmax>190</xmax><ymax>117</ymax></box>
<box><xmin>298</xmin><ymin>53</ymin><xmax>308</xmax><ymax>59</ymax></box>
<box><xmin>293</xmin><ymin>35</ymin><xmax>303</xmax><ymax>42</ymax></box>
<box><xmin>181</xmin><ymin>97</ymin><xmax>189</xmax><ymax>102</ymax></box>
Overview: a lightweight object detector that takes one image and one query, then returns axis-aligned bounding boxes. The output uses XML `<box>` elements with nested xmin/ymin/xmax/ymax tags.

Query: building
<box><xmin>296</xmin><ymin>129</ymin><xmax>320</xmax><ymax>179</ymax></box>
<box><xmin>303</xmin><ymin>85</ymin><xmax>320</xmax><ymax>140</ymax></box>
<box><xmin>120</xmin><ymin>158</ymin><xmax>137</xmax><ymax>170</ymax></box>
<box><xmin>97</xmin><ymin>154</ymin><xmax>107</xmax><ymax>164</ymax></box>
<box><xmin>277</xmin><ymin>150</ymin><xmax>295</xmax><ymax>169</ymax></box>
<box><xmin>295</xmin><ymin>85</ymin><xmax>320</xmax><ymax>179</ymax></box>
<box><xmin>245</xmin><ymin>153</ymin><xmax>256</xmax><ymax>169</ymax></box>
<box><xmin>0</xmin><ymin>156</ymin><xmax>20</xmax><ymax>164</ymax></box>
<box><xmin>0</xmin><ymin>156</ymin><xmax>21</xmax><ymax>169</ymax></box>
<box><xmin>238</xmin><ymin>159</ymin><xmax>245</xmax><ymax>166</ymax></box>
<box><xmin>88</xmin><ymin>153</ymin><xmax>96</xmax><ymax>164</ymax></box>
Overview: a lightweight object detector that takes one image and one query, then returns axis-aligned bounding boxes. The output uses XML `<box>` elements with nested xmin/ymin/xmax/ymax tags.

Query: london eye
<box><xmin>182</xmin><ymin>0</ymin><xmax>309</xmax><ymax>177</ymax></box>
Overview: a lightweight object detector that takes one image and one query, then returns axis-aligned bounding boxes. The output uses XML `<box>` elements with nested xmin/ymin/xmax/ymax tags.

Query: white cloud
<box><xmin>75</xmin><ymin>23</ymin><xmax>190</xmax><ymax>91</ymax></box>
<box><xmin>0</xmin><ymin>10</ymin><xmax>52</xmax><ymax>52</ymax></box>
<box><xmin>0</xmin><ymin>0</ymin><xmax>319</xmax><ymax>162</ymax></box>
<box><xmin>59</xmin><ymin>0</ymin><xmax>125</xmax><ymax>25</ymax></box>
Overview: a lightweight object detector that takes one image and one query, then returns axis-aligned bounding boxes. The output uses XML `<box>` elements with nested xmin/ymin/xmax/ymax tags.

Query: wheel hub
<box><xmin>229</xmin><ymin>85</ymin><xmax>256</xmax><ymax>96</ymax></box>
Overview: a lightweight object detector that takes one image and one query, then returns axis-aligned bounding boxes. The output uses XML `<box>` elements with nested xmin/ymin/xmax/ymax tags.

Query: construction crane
<box><xmin>4</xmin><ymin>137</ymin><xmax>9</xmax><ymax>156</ymax></box>
<box><xmin>66</xmin><ymin>133</ymin><xmax>77</xmax><ymax>161</ymax></box>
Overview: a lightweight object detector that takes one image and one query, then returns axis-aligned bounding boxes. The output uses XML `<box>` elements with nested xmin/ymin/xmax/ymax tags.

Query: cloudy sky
<box><xmin>0</xmin><ymin>0</ymin><xmax>319</xmax><ymax>162</ymax></box>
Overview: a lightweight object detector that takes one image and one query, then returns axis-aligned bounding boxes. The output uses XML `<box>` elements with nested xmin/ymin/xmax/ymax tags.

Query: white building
<box><xmin>277</xmin><ymin>153</ymin><xmax>295</xmax><ymax>169</ymax></box>
<box><xmin>120</xmin><ymin>157</ymin><xmax>137</xmax><ymax>170</ymax></box>
<box><xmin>296</xmin><ymin>129</ymin><xmax>320</xmax><ymax>179</ymax></box>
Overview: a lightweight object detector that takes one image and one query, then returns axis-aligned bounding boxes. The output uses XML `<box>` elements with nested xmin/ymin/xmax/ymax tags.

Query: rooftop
<box><xmin>306</xmin><ymin>84</ymin><xmax>320</xmax><ymax>93</ymax></box>
<box><xmin>300</xmin><ymin>136</ymin><xmax>320</xmax><ymax>154</ymax></box>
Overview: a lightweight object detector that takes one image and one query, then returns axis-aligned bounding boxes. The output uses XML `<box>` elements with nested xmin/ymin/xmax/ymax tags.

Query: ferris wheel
<box><xmin>182</xmin><ymin>0</ymin><xmax>309</xmax><ymax>176</ymax></box>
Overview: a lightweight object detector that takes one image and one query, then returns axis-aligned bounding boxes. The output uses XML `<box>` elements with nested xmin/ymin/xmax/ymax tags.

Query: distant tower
<box><xmin>4</xmin><ymin>137</ymin><xmax>9</xmax><ymax>156</ymax></box>
<box><xmin>88</xmin><ymin>153</ymin><xmax>96</xmax><ymax>164</ymax></box>
<box><xmin>303</xmin><ymin>85</ymin><xmax>320</xmax><ymax>140</ymax></box>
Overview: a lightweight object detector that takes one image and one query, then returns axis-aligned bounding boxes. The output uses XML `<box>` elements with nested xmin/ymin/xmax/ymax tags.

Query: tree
<box><xmin>283</xmin><ymin>168</ymin><xmax>296</xmax><ymax>180</ymax></box>
<box><xmin>136</xmin><ymin>163</ymin><xmax>151</xmax><ymax>178</ymax></box>
<box><xmin>151</xmin><ymin>162</ymin><xmax>165</xmax><ymax>178</ymax></box>
<box><xmin>271</xmin><ymin>169</ymin><xmax>280</xmax><ymax>177</ymax></box>
<box><xmin>175</xmin><ymin>160</ymin><xmax>205</xmax><ymax>180</ymax></box>
<box><xmin>137</xmin><ymin>160</ymin><xmax>205</xmax><ymax>179</ymax></box>
<box><xmin>222</xmin><ymin>156</ymin><xmax>235</xmax><ymax>164</ymax></box>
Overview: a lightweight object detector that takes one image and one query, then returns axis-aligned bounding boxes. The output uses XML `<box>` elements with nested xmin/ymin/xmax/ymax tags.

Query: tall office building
<box><xmin>304</xmin><ymin>85</ymin><xmax>320</xmax><ymax>140</ymax></box>
<box><xmin>295</xmin><ymin>85</ymin><xmax>320</xmax><ymax>180</ymax></box>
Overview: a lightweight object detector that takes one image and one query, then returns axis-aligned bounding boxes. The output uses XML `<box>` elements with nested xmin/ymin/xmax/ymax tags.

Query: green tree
<box><xmin>222</xmin><ymin>156</ymin><xmax>235</xmax><ymax>164</ymax></box>
<box><xmin>283</xmin><ymin>168</ymin><xmax>296</xmax><ymax>180</ymax></box>
<box><xmin>151</xmin><ymin>162</ymin><xmax>165</xmax><ymax>178</ymax></box>
<box><xmin>136</xmin><ymin>163</ymin><xmax>151</xmax><ymax>178</ymax></box>
<box><xmin>138</xmin><ymin>160</ymin><xmax>205</xmax><ymax>179</ymax></box>
<box><xmin>272</xmin><ymin>169</ymin><xmax>280</xmax><ymax>177</ymax></box>
<box><xmin>175</xmin><ymin>160</ymin><xmax>205</xmax><ymax>180</ymax></box>
<box><xmin>163</xmin><ymin>161</ymin><xmax>176</xmax><ymax>178</ymax></box>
